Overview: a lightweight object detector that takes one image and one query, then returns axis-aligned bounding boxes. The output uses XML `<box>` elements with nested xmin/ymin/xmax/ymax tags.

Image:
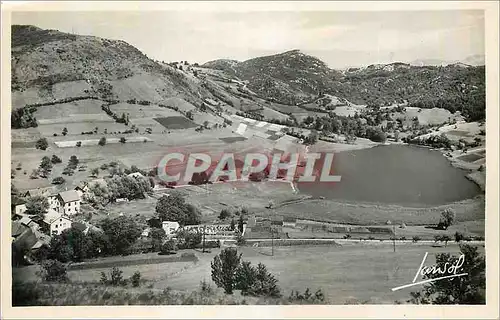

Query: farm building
<box><xmin>39</xmin><ymin>209</ymin><xmax>73</xmax><ymax>236</ymax></box>
<box><xmin>14</xmin><ymin>204</ymin><xmax>27</xmax><ymax>215</ymax></box>
<box><xmin>162</xmin><ymin>221</ymin><xmax>180</xmax><ymax>236</ymax></box>
<box><xmin>128</xmin><ymin>172</ymin><xmax>145</xmax><ymax>179</ymax></box>
<box><xmin>57</xmin><ymin>190</ymin><xmax>81</xmax><ymax>216</ymax></box>
<box><xmin>74</xmin><ymin>182</ymin><xmax>90</xmax><ymax>197</ymax></box>
<box><xmin>283</xmin><ymin>217</ymin><xmax>297</xmax><ymax>228</ymax></box>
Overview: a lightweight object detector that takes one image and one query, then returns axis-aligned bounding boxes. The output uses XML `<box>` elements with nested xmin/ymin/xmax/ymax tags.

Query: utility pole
<box><xmin>393</xmin><ymin>224</ymin><xmax>396</xmax><ymax>253</ymax></box>
<box><xmin>202</xmin><ymin>225</ymin><xmax>206</xmax><ymax>253</ymax></box>
<box><xmin>271</xmin><ymin>227</ymin><xmax>274</xmax><ymax>256</ymax></box>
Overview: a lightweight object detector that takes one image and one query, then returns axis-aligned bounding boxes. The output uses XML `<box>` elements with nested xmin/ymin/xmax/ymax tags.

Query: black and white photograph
<box><xmin>1</xmin><ymin>1</ymin><xmax>498</xmax><ymax>319</ymax></box>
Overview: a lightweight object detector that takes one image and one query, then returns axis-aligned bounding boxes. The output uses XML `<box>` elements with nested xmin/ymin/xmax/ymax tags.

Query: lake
<box><xmin>296</xmin><ymin>145</ymin><xmax>481</xmax><ymax>206</ymax></box>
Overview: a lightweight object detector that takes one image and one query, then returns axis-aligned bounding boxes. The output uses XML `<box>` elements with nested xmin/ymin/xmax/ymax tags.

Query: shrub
<box><xmin>35</xmin><ymin>138</ymin><xmax>48</xmax><ymax>150</ymax></box>
<box><xmin>159</xmin><ymin>239</ymin><xmax>177</xmax><ymax>255</ymax></box>
<box><xmin>98</xmin><ymin>137</ymin><xmax>107</xmax><ymax>146</ymax></box>
<box><xmin>200</xmin><ymin>279</ymin><xmax>212</xmax><ymax>293</ymax></box>
<box><xmin>131</xmin><ymin>271</ymin><xmax>141</xmax><ymax>287</ymax></box>
<box><xmin>119</xmin><ymin>137</ymin><xmax>126</xmax><ymax>143</ymax></box>
<box><xmin>76</xmin><ymin>141</ymin><xmax>82</xmax><ymax>147</ymax></box>
<box><xmin>289</xmin><ymin>288</ymin><xmax>325</xmax><ymax>304</ymax></box>
<box><xmin>412</xmin><ymin>236</ymin><xmax>421</xmax><ymax>243</ymax></box>
<box><xmin>51</xmin><ymin>176</ymin><xmax>65</xmax><ymax>185</ymax></box>
<box><xmin>51</xmin><ymin>155</ymin><xmax>62</xmax><ymax>164</ymax></box>
<box><xmin>101</xmin><ymin>267</ymin><xmax>127</xmax><ymax>286</ymax></box>
<box><xmin>41</xmin><ymin>260</ymin><xmax>68</xmax><ymax>282</ymax></box>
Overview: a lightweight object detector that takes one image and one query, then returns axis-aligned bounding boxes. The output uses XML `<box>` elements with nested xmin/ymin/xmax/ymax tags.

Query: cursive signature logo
<box><xmin>391</xmin><ymin>252</ymin><xmax>468</xmax><ymax>291</ymax></box>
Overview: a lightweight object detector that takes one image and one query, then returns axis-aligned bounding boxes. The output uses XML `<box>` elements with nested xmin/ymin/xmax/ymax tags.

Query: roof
<box><xmin>12</xmin><ymin>221</ymin><xmax>29</xmax><ymax>237</ymax></box>
<box><xmin>72</xmin><ymin>221</ymin><xmax>87</xmax><ymax>232</ymax></box>
<box><xmin>43</xmin><ymin>209</ymin><xmax>71</xmax><ymax>225</ymax></box>
<box><xmin>24</xmin><ymin>187</ymin><xmax>58</xmax><ymax>198</ymax></box>
<box><xmin>58</xmin><ymin>190</ymin><xmax>80</xmax><ymax>203</ymax></box>
<box><xmin>128</xmin><ymin>172</ymin><xmax>144</xmax><ymax>178</ymax></box>
<box><xmin>19</xmin><ymin>216</ymin><xmax>33</xmax><ymax>226</ymax></box>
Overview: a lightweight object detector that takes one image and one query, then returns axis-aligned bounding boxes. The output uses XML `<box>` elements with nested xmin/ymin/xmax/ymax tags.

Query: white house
<box><xmin>128</xmin><ymin>172</ymin><xmax>144</xmax><ymax>179</ymax></box>
<box><xmin>162</xmin><ymin>221</ymin><xmax>180</xmax><ymax>236</ymax></box>
<box><xmin>41</xmin><ymin>209</ymin><xmax>73</xmax><ymax>236</ymax></box>
<box><xmin>47</xmin><ymin>194</ymin><xmax>62</xmax><ymax>212</ymax></box>
<box><xmin>14</xmin><ymin>204</ymin><xmax>27</xmax><ymax>215</ymax></box>
<box><xmin>57</xmin><ymin>190</ymin><xmax>81</xmax><ymax>216</ymax></box>
<box><xmin>74</xmin><ymin>182</ymin><xmax>90</xmax><ymax>198</ymax></box>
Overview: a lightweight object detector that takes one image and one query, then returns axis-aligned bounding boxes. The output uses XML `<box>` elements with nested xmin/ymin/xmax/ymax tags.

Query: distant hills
<box><xmin>410</xmin><ymin>54</ymin><xmax>485</xmax><ymax>67</ymax></box>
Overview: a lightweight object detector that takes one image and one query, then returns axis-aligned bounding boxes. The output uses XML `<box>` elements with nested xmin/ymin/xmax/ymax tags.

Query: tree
<box><xmin>176</xmin><ymin>230</ymin><xmax>202</xmax><ymax>249</ymax></box>
<box><xmin>51</xmin><ymin>155</ymin><xmax>62</xmax><ymax>164</ymax></box>
<box><xmin>68</xmin><ymin>155</ymin><xmax>79</xmax><ymax>168</ymax></box>
<box><xmin>91</xmin><ymin>167</ymin><xmax>99</xmax><ymax>177</ymax></box>
<box><xmin>303</xmin><ymin>131</ymin><xmax>318</xmax><ymax>146</ymax></box>
<box><xmin>39</xmin><ymin>156</ymin><xmax>53</xmax><ymax>177</ymax></box>
<box><xmin>409</xmin><ymin>244</ymin><xmax>485</xmax><ymax>304</ymax></box>
<box><xmin>51</xmin><ymin>176</ymin><xmax>65</xmax><ymax>185</ymax></box>
<box><xmin>438</xmin><ymin>208</ymin><xmax>456</xmax><ymax>230</ymax></box>
<box><xmin>238</xmin><ymin>215</ymin><xmax>244</xmax><ymax>233</ymax></box>
<box><xmin>186</xmin><ymin>111</ymin><xmax>193</xmax><ymax>120</ymax></box>
<box><xmin>62</xmin><ymin>127</ymin><xmax>68</xmax><ymax>136</ymax></box>
<box><xmin>35</xmin><ymin>138</ymin><xmax>48</xmax><ymax>150</ymax></box>
<box><xmin>119</xmin><ymin>137</ymin><xmax>126</xmax><ymax>143</ymax></box>
<box><xmin>48</xmin><ymin>226</ymin><xmax>93</xmax><ymax>262</ymax></box>
<box><xmin>441</xmin><ymin>235</ymin><xmax>451</xmax><ymax>247</ymax></box>
<box><xmin>455</xmin><ymin>232</ymin><xmax>465</xmax><ymax>243</ymax></box>
<box><xmin>25</xmin><ymin>196</ymin><xmax>49</xmax><ymax>218</ymax></box>
<box><xmin>155</xmin><ymin>193</ymin><xmax>201</xmax><ymax>225</ymax></box>
<box><xmin>218</xmin><ymin>209</ymin><xmax>231</xmax><ymax>220</ymax></box>
<box><xmin>30</xmin><ymin>169</ymin><xmax>39</xmax><ymax>179</ymax></box>
<box><xmin>235</xmin><ymin>262</ymin><xmax>281</xmax><ymax>297</ymax></box>
<box><xmin>150</xmin><ymin>227</ymin><xmax>166</xmax><ymax>252</ymax></box>
<box><xmin>100</xmin><ymin>216</ymin><xmax>142</xmax><ymax>255</ymax></box>
<box><xmin>229</xmin><ymin>218</ymin><xmax>236</xmax><ymax>231</ymax></box>
<box><xmin>98</xmin><ymin>137</ymin><xmax>107</xmax><ymax>146</ymax></box>
<box><xmin>211</xmin><ymin>248</ymin><xmax>242</xmax><ymax>294</ymax></box>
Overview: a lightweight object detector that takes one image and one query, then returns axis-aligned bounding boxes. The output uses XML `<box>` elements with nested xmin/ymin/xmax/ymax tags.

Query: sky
<box><xmin>12</xmin><ymin>10</ymin><xmax>485</xmax><ymax>69</ymax></box>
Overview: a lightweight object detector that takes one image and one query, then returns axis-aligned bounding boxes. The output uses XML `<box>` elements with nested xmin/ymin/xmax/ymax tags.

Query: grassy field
<box><xmin>153</xmin><ymin>243</ymin><xmax>483</xmax><ymax>304</ymax></box>
<box><xmin>13</xmin><ymin>243</ymin><xmax>483</xmax><ymax>305</ymax></box>
<box><xmin>269</xmin><ymin>196</ymin><xmax>485</xmax><ymax>226</ymax></box>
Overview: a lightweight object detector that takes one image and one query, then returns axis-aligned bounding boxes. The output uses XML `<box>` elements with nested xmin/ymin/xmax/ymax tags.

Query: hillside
<box><xmin>202</xmin><ymin>51</ymin><xmax>485</xmax><ymax>121</ymax></box>
<box><xmin>11</xmin><ymin>25</ymin><xmax>212</xmax><ymax>108</ymax></box>
<box><xmin>11</xmin><ymin>25</ymin><xmax>485</xmax><ymax>123</ymax></box>
<box><xmin>203</xmin><ymin>50</ymin><xmax>342</xmax><ymax>105</ymax></box>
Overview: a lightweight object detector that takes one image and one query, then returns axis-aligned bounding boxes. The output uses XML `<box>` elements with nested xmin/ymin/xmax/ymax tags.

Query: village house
<box><xmin>57</xmin><ymin>190</ymin><xmax>81</xmax><ymax>216</ymax></box>
<box><xmin>162</xmin><ymin>221</ymin><xmax>180</xmax><ymax>236</ymax></box>
<box><xmin>14</xmin><ymin>204</ymin><xmax>27</xmax><ymax>215</ymax></box>
<box><xmin>39</xmin><ymin>209</ymin><xmax>73</xmax><ymax>236</ymax></box>
<box><xmin>23</xmin><ymin>187</ymin><xmax>61</xmax><ymax>212</ymax></box>
<box><xmin>128</xmin><ymin>172</ymin><xmax>144</xmax><ymax>179</ymax></box>
<box><xmin>74</xmin><ymin>182</ymin><xmax>90</xmax><ymax>198</ymax></box>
